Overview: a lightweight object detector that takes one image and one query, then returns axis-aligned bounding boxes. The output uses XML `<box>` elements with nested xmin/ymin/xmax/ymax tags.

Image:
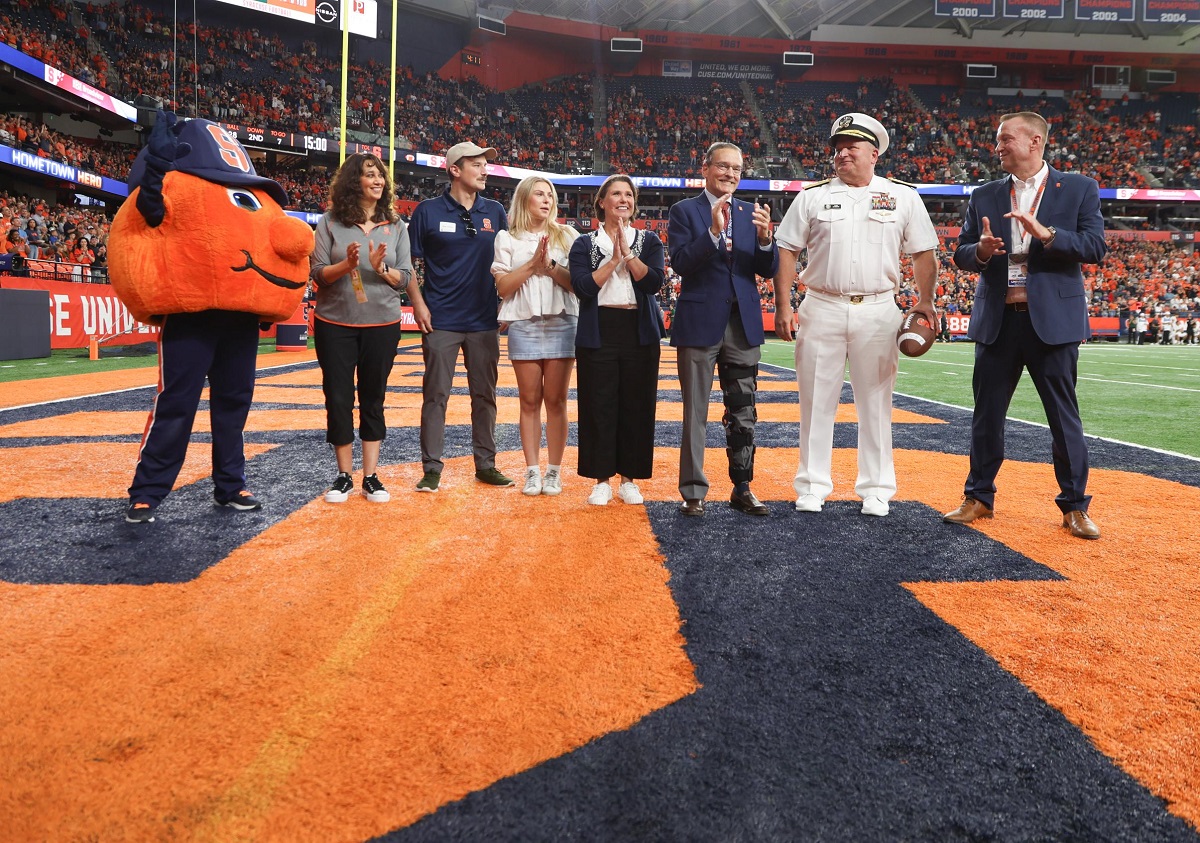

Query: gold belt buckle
<box><xmin>850</xmin><ymin>295</ymin><xmax>864</xmax><ymax>304</ymax></box>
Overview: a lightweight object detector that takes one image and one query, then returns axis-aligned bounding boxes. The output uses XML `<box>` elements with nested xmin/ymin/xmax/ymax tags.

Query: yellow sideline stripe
<box><xmin>194</xmin><ymin>493</ymin><xmax>469</xmax><ymax>840</ymax></box>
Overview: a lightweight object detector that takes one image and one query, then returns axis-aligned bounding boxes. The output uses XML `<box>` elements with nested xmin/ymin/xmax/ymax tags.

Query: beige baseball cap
<box><xmin>445</xmin><ymin>141</ymin><xmax>499</xmax><ymax>169</ymax></box>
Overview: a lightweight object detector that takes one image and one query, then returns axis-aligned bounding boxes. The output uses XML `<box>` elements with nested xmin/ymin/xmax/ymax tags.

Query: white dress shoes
<box><xmin>861</xmin><ymin>496</ymin><xmax>890</xmax><ymax>517</ymax></box>
<box><xmin>794</xmin><ymin>494</ymin><xmax>823</xmax><ymax>513</ymax></box>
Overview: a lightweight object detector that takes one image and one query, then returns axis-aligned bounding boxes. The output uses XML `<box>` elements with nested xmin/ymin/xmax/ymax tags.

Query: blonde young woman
<box><xmin>492</xmin><ymin>176</ymin><xmax>580</xmax><ymax>496</ymax></box>
<box><xmin>568</xmin><ymin>174</ymin><xmax>666</xmax><ymax>506</ymax></box>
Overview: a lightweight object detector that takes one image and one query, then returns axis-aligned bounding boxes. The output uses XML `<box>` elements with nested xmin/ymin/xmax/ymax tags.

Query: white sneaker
<box><xmin>587</xmin><ymin>482</ymin><xmax>613</xmax><ymax>506</ymax></box>
<box><xmin>523</xmin><ymin>467</ymin><xmax>542</xmax><ymax>496</ymax></box>
<box><xmin>794</xmin><ymin>493</ymin><xmax>824</xmax><ymax>513</ymax></box>
<box><xmin>861</xmin><ymin>496</ymin><xmax>889</xmax><ymax>517</ymax></box>
<box><xmin>542</xmin><ymin>468</ymin><xmax>563</xmax><ymax>496</ymax></box>
<box><xmin>617</xmin><ymin>481</ymin><xmax>644</xmax><ymax>505</ymax></box>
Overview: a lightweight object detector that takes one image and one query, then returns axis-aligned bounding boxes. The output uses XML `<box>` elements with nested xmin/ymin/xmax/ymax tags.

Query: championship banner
<box><xmin>934</xmin><ymin>0</ymin><xmax>997</xmax><ymax>17</ymax></box>
<box><xmin>1004</xmin><ymin>0</ymin><xmax>1065</xmax><ymax>17</ymax></box>
<box><xmin>1144</xmin><ymin>0</ymin><xmax>1200</xmax><ymax>22</ymax></box>
<box><xmin>1074</xmin><ymin>0</ymin><xmax>1135</xmax><ymax>21</ymax></box>
<box><xmin>0</xmin><ymin>278</ymin><xmax>158</xmax><ymax>349</ymax></box>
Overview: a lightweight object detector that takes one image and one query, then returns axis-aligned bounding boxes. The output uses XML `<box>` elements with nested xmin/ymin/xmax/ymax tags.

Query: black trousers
<box><xmin>128</xmin><ymin>310</ymin><xmax>258</xmax><ymax>505</ymax></box>
<box><xmin>965</xmin><ymin>307</ymin><xmax>1090</xmax><ymax>514</ymax></box>
<box><xmin>314</xmin><ymin>317</ymin><xmax>402</xmax><ymax>445</ymax></box>
<box><xmin>576</xmin><ymin>308</ymin><xmax>660</xmax><ymax>480</ymax></box>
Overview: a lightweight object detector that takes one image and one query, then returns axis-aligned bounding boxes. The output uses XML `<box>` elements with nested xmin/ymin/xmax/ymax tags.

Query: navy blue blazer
<box><xmin>568</xmin><ymin>229</ymin><xmax>666</xmax><ymax>349</ymax></box>
<box><xmin>667</xmin><ymin>193</ymin><xmax>778</xmax><ymax>348</ymax></box>
<box><xmin>954</xmin><ymin>166</ymin><xmax>1106</xmax><ymax>346</ymax></box>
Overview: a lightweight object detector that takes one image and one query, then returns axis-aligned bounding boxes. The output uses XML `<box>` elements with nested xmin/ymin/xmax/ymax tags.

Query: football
<box><xmin>897</xmin><ymin>311</ymin><xmax>937</xmax><ymax>357</ymax></box>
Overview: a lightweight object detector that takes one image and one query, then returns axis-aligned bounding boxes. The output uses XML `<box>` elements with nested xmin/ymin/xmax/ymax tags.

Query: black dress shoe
<box><xmin>679</xmin><ymin>499</ymin><xmax>705</xmax><ymax>516</ymax></box>
<box><xmin>729</xmin><ymin>488</ymin><xmax>769</xmax><ymax>516</ymax></box>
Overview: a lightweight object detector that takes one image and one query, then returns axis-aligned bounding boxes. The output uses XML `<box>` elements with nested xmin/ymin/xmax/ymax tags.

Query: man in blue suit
<box><xmin>943</xmin><ymin>112</ymin><xmax>1107</xmax><ymax>539</ymax></box>
<box><xmin>668</xmin><ymin>142</ymin><xmax>779</xmax><ymax>516</ymax></box>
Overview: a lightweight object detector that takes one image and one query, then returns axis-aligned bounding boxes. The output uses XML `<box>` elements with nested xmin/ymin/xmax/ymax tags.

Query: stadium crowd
<box><xmin>1</xmin><ymin>190</ymin><xmax>110</xmax><ymax>280</ymax></box>
<box><xmin>3</xmin><ymin>0</ymin><xmax>1200</xmax><ymax>328</ymax></box>
<box><xmin>602</xmin><ymin>78</ymin><xmax>764</xmax><ymax>177</ymax></box>
<box><xmin>0</xmin><ymin>112</ymin><xmax>137</xmax><ymax>179</ymax></box>
<box><xmin>760</xmin><ymin>78</ymin><xmax>955</xmax><ymax>184</ymax></box>
<box><xmin>3</xmin><ymin>0</ymin><xmax>1197</xmax><ymax>189</ymax></box>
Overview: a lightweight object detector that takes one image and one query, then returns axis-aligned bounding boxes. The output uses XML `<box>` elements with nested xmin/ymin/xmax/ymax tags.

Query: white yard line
<box><xmin>764</xmin><ymin>358</ymin><xmax>1200</xmax><ymax>463</ymax></box>
<box><xmin>1077</xmin><ymin>376</ymin><xmax>1200</xmax><ymax>393</ymax></box>
<box><xmin>893</xmin><ymin>391</ymin><xmax>1200</xmax><ymax>463</ymax></box>
<box><xmin>0</xmin><ymin>358</ymin><xmax>321</xmax><ymax>414</ymax></box>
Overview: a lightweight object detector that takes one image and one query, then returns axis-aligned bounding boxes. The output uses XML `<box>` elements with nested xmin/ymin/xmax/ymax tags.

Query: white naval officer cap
<box><xmin>829</xmin><ymin>112</ymin><xmax>889</xmax><ymax>155</ymax></box>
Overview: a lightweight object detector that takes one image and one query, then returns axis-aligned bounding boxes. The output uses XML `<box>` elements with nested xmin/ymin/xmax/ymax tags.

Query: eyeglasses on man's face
<box><xmin>708</xmin><ymin>161</ymin><xmax>744</xmax><ymax>174</ymax></box>
<box><xmin>459</xmin><ymin>210</ymin><xmax>477</xmax><ymax>237</ymax></box>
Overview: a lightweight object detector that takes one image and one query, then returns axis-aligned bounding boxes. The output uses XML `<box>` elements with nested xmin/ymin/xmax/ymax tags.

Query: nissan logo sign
<box><xmin>316</xmin><ymin>1</ymin><xmax>337</xmax><ymax>23</ymax></box>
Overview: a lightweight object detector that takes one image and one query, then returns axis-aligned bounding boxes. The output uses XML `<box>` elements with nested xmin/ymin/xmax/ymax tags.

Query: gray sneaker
<box><xmin>416</xmin><ymin>470</ymin><xmax>441</xmax><ymax>492</ymax></box>
<box><xmin>541</xmin><ymin>468</ymin><xmax>563</xmax><ymax>496</ymax></box>
<box><xmin>475</xmin><ymin>467</ymin><xmax>515</xmax><ymax>487</ymax></box>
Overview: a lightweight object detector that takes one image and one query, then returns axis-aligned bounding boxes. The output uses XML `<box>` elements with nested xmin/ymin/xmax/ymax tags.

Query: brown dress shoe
<box><xmin>942</xmin><ymin>496</ymin><xmax>994</xmax><ymax>524</ymax></box>
<box><xmin>729</xmin><ymin>488</ymin><xmax>769</xmax><ymax>516</ymax></box>
<box><xmin>1063</xmin><ymin>510</ymin><xmax>1100</xmax><ymax>539</ymax></box>
<box><xmin>679</xmin><ymin>499</ymin><xmax>705</xmax><ymax>517</ymax></box>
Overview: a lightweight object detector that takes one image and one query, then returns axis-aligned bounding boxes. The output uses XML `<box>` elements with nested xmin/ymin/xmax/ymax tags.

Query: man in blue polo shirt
<box><xmin>406</xmin><ymin>141</ymin><xmax>513</xmax><ymax>491</ymax></box>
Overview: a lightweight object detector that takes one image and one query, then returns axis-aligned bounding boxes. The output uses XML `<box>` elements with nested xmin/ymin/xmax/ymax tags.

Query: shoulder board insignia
<box><xmin>887</xmin><ymin>177</ymin><xmax>918</xmax><ymax>189</ymax></box>
<box><xmin>803</xmin><ymin>179</ymin><xmax>831</xmax><ymax>190</ymax></box>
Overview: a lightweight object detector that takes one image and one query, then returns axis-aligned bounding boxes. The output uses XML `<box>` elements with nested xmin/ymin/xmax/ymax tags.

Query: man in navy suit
<box><xmin>668</xmin><ymin>142</ymin><xmax>779</xmax><ymax>516</ymax></box>
<box><xmin>943</xmin><ymin>111</ymin><xmax>1107</xmax><ymax>539</ymax></box>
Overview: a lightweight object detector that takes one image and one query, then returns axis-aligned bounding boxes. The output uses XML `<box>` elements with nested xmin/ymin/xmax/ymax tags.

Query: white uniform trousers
<box><xmin>793</xmin><ymin>290</ymin><xmax>903</xmax><ymax>502</ymax></box>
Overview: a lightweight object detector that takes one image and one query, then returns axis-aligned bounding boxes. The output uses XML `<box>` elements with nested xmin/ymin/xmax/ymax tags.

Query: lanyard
<box><xmin>1008</xmin><ymin>172</ymin><xmax>1047</xmax><ymax>255</ymax></box>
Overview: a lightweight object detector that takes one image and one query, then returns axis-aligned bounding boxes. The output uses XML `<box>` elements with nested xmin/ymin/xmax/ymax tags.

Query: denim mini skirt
<box><xmin>506</xmin><ymin>313</ymin><xmax>578</xmax><ymax>360</ymax></box>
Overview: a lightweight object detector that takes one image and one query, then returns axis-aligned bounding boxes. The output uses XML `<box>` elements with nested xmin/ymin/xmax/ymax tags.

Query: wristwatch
<box><xmin>549</xmin><ymin>259</ymin><xmax>557</xmax><ymax>270</ymax></box>
<box><xmin>1041</xmin><ymin>226</ymin><xmax>1057</xmax><ymax>247</ymax></box>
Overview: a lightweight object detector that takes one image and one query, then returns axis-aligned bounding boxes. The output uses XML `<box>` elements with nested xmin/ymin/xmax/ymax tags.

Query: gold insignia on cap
<box><xmin>838</xmin><ymin>115</ymin><xmax>853</xmax><ymax>129</ymax></box>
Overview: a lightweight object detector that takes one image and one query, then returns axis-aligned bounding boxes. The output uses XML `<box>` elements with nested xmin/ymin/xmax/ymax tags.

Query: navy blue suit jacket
<box><xmin>667</xmin><ymin>193</ymin><xmax>778</xmax><ymax>348</ymax></box>
<box><xmin>953</xmin><ymin>166</ymin><xmax>1106</xmax><ymax>346</ymax></box>
<box><xmin>568</xmin><ymin>230</ymin><xmax>666</xmax><ymax>349</ymax></box>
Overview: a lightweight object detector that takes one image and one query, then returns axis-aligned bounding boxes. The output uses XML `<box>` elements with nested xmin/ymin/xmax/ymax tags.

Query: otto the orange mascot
<box><xmin>110</xmin><ymin>110</ymin><xmax>314</xmax><ymax>523</ymax></box>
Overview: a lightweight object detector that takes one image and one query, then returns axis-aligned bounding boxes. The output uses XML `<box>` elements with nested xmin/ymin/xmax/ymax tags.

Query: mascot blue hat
<box><xmin>127</xmin><ymin>118</ymin><xmax>289</xmax><ymax>206</ymax></box>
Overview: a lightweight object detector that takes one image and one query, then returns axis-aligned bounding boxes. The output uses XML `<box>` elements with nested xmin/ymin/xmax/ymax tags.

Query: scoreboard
<box><xmin>214</xmin><ymin>121</ymin><xmax>428</xmax><ymax>167</ymax></box>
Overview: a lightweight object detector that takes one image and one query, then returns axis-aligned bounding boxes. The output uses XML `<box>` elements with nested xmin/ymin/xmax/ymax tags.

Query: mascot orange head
<box><xmin>109</xmin><ymin>111</ymin><xmax>314</xmax><ymax>324</ymax></box>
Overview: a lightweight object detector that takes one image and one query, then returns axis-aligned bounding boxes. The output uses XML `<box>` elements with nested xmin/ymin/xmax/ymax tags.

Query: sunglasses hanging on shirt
<box><xmin>459</xmin><ymin>210</ymin><xmax>477</xmax><ymax>237</ymax></box>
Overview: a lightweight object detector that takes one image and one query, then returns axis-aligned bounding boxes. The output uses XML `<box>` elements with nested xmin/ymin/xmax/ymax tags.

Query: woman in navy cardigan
<box><xmin>568</xmin><ymin>174</ymin><xmax>666</xmax><ymax>506</ymax></box>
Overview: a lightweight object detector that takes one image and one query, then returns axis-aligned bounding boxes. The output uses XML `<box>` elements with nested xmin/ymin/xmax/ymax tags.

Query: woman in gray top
<box><xmin>309</xmin><ymin>152</ymin><xmax>412</xmax><ymax>504</ymax></box>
